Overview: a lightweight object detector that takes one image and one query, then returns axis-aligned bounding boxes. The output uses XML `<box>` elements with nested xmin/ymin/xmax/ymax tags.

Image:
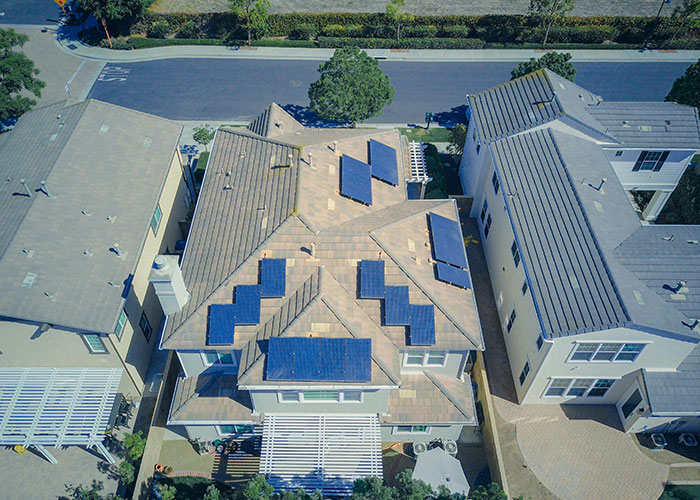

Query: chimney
<box><xmin>19</xmin><ymin>179</ymin><xmax>32</xmax><ymax>197</ymax></box>
<box><xmin>149</xmin><ymin>255</ymin><xmax>191</xmax><ymax>315</ymax></box>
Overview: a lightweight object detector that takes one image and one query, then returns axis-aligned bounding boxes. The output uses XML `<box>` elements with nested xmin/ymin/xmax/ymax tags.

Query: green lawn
<box><xmin>659</xmin><ymin>484</ymin><xmax>700</xmax><ymax>500</ymax></box>
<box><xmin>398</xmin><ymin>127</ymin><xmax>452</xmax><ymax>143</ymax></box>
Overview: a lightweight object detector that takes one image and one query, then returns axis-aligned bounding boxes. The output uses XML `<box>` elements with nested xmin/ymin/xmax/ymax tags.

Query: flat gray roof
<box><xmin>0</xmin><ymin>100</ymin><xmax>182</xmax><ymax>333</ymax></box>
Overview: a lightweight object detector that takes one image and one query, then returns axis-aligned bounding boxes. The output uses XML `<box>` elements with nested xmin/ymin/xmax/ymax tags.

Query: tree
<box><xmin>308</xmin><ymin>46</ymin><xmax>394</xmax><ymax>128</ymax></box>
<box><xmin>666</xmin><ymin>58</ymin><xmax>700</xmax><ymax>109</ymax></box>
<box><xmin>117</xmin><ymin>460</ymin><xmax>135</xmax><ymax>485</ymax></box>
<box><xmin>193</xmin><ymin>124</ymin><xmax>215</xmax><ymax>151</ymax></box>
<box><xmin>242</xmin><ymin>475</ymin><xmax>274</xmax><ymax>500</ymax></box>
<box><xmin>528</xmin><ymin>0</ymin><xmax>575</xmax><ymax>46</ymax></box>
<box><xmin>467</xmin><ymin>483</ymin><xmax>507</xmax><ymax>500</ymax></box>
<box><xmin>386</xmin><ymin>0</ymin><xmax>414</xmax><ymax>41</ymax></box>
<box><xmin>203</xmin><ymin>484</ymin><xmax>222</xmax><ymax>500</ymax></box>
<box><xmin>448</xmin><ymin>123</ymin><xmax>467</xmax><ymax>155</ymax></box>
<box><xmin>510</xmin><ymin>51</ymin><xmax>576</xmax><ymax>82</ymax></box>
<box><xmin>229</xmin><ymin>0</ymin><xmax>271</xmax><ymax>46</ymax></box>
<box><xmin>275</xmin><ymin>489</ymin><xmax>324</xmax><ymax>500</ymax></box>
<box><xmin>0</xmin><ymin>28</ymin><xmax>45</xmax><ymax>122</ymax></box>
<box><xmin>350</xmin><ymin>476</ymin><xmax>396</xmax><ymax>500</ymax></box>
<box><xmin>77</xmin><ymin>0</ymin><xmax>153</xmax><ymax>42</ymax></box>
<box><xmin>122</xmin><ymin>430</ymin><xmax>146</xmax><ymax>461</ymax></box>
<box><xmin>670</xmin><ymin>0</ymin><xmax>700</xmax><ymax>41</ymax></box>
<box><xmin>395</xmin><ymin>469</ymin><xmax>434</xmax><ymax>500</ymax></box>
<box><xmin>159</xmin><ymin>484</ymin><xmax>177</xmax><ymax>500</ymax></box>
<box><xmin>436</xmin><ymin>484</ymin><xmax>467</xmax><ymax>500</ymax></box>
<box><xmin>65</xmin><ymin>480</ymin><xmax>126</xmax><ymax>500</ymax></box>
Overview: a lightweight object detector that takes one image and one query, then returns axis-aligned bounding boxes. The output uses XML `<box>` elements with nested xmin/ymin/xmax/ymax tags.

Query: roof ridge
<box><xmin>424</xmin><ymin>371</ymin><xmax>475</xmax><ymax>422</ymax></box>
<box><xmin>218</xmin><ymin>126</ymin><xmax>299</xmax><ymax>149</ymax></box>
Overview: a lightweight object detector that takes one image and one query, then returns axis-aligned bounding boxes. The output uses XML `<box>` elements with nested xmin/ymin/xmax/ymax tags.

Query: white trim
<box><xmin>391</xmin><ymin>425</ymin><xmax>432</xmax><ymax>435</ymax></box>
<box><xmin>402</xmin><ymin>351</ymin><xmax>448</xmax><ymax>368</ymax></box>
<box><xmin>542</xmin><ymin>377</ymin><xmax>619</xmax><ymax>399</ymax></box>
<box><xmin>82</xmin><ymin>334</ymin><xmax>107</xmax><ymax>354</ymax></box>
<box><xmin>276</xmin><ymin>390</ymin><xmax>365</xmax><ymax>404</ymax></box>
<box><xmin>566</xmin><ymin>341</ymin><xmax>650</xmax><ymax>363</ymax></box>
<box><xmin>216</xmin><ymin>424</ymin><xmax>255</xmax><ymax>436</ymax></box>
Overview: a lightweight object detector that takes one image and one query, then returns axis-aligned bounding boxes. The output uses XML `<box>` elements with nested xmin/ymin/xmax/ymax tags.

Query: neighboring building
<box><xmin>0</xmin><ymin>100</ymin><xmax>189</xmax><ymax>462</ymax></box>
<box><xmin>155</xmin><ymin>104</ymin><xmax>484</xmax><ymax>494</ymax></box>
<box><xmin>460</xmin><ymin>69</ymin><xmax>700</xmax><ymax>433</ymax></box>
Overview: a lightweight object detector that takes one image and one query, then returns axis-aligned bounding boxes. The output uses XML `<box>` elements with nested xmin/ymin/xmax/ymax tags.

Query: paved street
<box><xmin>0</xmin><ymin>0</ymin><xmax>62</xmax><ymax>25</ymax></box>
<box><xmin>87</xmin><ymin>58</ymin><xmax>693</xmax><ymax>124</ymax></box>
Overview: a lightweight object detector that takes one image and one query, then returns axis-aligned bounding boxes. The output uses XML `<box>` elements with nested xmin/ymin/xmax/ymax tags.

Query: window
<box><xmin>426</xmin><ymin>351</ymin><xmax>447</xmax><ymax>366</ymax></box>
<box><xmin>394</xmin><ymin>425</ymin><xmax>429</xmax><ymax>434</ymax></box>
<box><xmin>521</xmin><ymin>280</ymin><xmax>529</xmax><ymax>296</ymax></box>
<box><xmin>506</xmin><ymin>308</ymin><xmax>516</xmax><ymax>333</ymax></box>
<box><xmin>545</xmin><ymin>378</ymin><xmax>616</xmax><ymax>398</ymax></box>
<box><xmin>83</xmin><ymin>334</ymin><xmax>107</xmax><ymax>354</ymax></box>
<box><xmin>302</xmin><ymin>391</ymin><xmax>340</xmax><ymax>402</ymax></box>
<box><xmin>536</xmin><ymin>335</ymin><xmax>543</xmax><ymax>351</ymax></box>
<box><xmin>588</xmin><ymin>379</ymin><xmax>615</xmax><ymax>397</ymax></box>
<box><xmin>343</xmin><ymin>390</ymin><xmax>362</xmax><ymax>403</ymax></box>
<box><xmin>219</xmin><ymin>425</ymin><xmax>253</xmax><ymax>435</ymax></box>
<box><xmin>202</xmin><ymin>351</ymin><xmax>219</xmax><ymax>365</ymax></box>
<box><xmin>476</xmin><ymin>143</ymin><xmax>481</xmax><ymax>155</ymax></box>
<box><xmin>569</xmin><ymin>342</ymin><xmax>646</xmax><ymax>363</ymax></box>
<box><xmin>480</xmin><ymin>199</ymin><xmax>488</xmax><ymax>223</ymax></box>
<box><xmin>518</xmin><ymin>361</ymin><xmax>530</xmax><ymax>385</ymax></box>
<box><xmin>511</xmin><ymin>240</ymin><xmax>520</xmax><ymax>268</ymax></box>
<box><xmin>151</xmin><ymin>203</ymin><xmax>163</xmax><ymax>234</ymax></box>
<box><xmin>621</xmin><ymin>389</ymin><xmax>643</xmax><ymax>418</ymax></box>
<box><xmin>139</xmin><ymin>312</ymin><xmax>152</xmax><ymax>341</ymax></box>
<box><xmin>404</xmin><ymin>351</ymin><xmax>447</xmax><ymax>367</ymax></box>
<box><xmin>279</xmin><ymin>391</ymin><xmax>300</xmax><ymax>403</ymax></box>
<box><xmin>615</xmin><ymin>150</ymin><xmax>623</xmax><ymax>157</ymax></box>
<box><xmin>114</xmin><ymin>309</ymin><xmax>127</xmax><ymax>340</ymax></box>
<box><xmin>632</xmin><ymin>151</ymin><xmax>669</xmax><ymax>172</ymax></box>
<box><xmin>484</xmin><ymin>214</ymin><xmax>492</xmax><ymax>238</ymax></box>
<box><xmin>201</xmin><ymin>351</ymin><xmax>236</xmax><ymax>366</ymax></box>
<box><xmin>405</xmin><ymin>352</ymin><xmax>425</xmax><ymax>366</ymax></box>
<box><xmin>491</xmin><ymin>172</ymin><xmax>500</xmax><ymax>194</ymax></box>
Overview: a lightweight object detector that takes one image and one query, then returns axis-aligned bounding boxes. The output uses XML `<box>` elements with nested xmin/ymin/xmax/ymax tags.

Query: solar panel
<box><xmin>359</xmin><ymin>260</ymin><xmax>385</xmax><ymax>299</ymax></box>
<box><xmin>369</xmin><ymin>139</ymin><xmax>399</xmax><ymax>185</ymax></box>
<box><xmin>436</xmin><ymin>262</ymin><xmax>472</xmax><ymax>289</ymax></box>
<box><xmin>266</xmin><ymin>337</ymin><xmax>295</xmax><ymax>380</ymax></box>
<box><xmin>408</xmin><ymin>304</ymin><xmax>436</xmax><ymax>346</ymax></box>
<box><xmin>428</xmin><ymin>212</ymin><xmax>468</xmax><ymax>269</ymax></box>
<box><xmin>266</xmin><ymin>337</ymin><xmax>372</xmax><ymax>382</ymax></box>
<box><xmin>260</xmin><ymin>258</ymin><xmax>286</xmax><ymax>298</ymax></box>
<box><xmin>340</xmin><ymin>155</ymin><xmax>372</xmax><ymax>205</ymax></box>
<box><xmin>207</xmin><ymin>304</ymin><xmax>236</xmax><ymax>345</ymax></box>
<box><xmin>234</xmin><ymin>285</ymin><xmax>261</xmax><ymax>325</ymax></box>
<box><xmin>384</xmin><ymin>286</ymin><xmax>410</xmax><ymax>325</ymax></box>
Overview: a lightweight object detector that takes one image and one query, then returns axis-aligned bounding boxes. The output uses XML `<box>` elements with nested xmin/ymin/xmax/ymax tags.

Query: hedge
<box><xmin>99</xmin><ymin>36</ymin><xmax>317</xmax><ymax>49</ymax></box>
<box><xmin>317</xmin><ymin>36</ymin><xmax>485</xmax><ymax>49</ymax></box>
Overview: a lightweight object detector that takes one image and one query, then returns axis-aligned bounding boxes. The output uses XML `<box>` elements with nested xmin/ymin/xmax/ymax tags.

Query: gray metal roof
<box><xmin>588</xmin><ymin>101</ymin><xmax>700</xmax><ymax>149</ymax></box>
<box><xmin>0</xmin><ymin>100</ymin><xmax>182</xmax><ymax>333</ymax></box>
<box><xmin>644</xmin><ymin>344</ymin><xmax>700</xmax><ymax>415</ymax></box>
<box><xmin>469</xmin><ymin>69</ymin><xmax>615</xmax><ymax>144</ymax></box>
<box><xmin>492</xmin><ymin>128</ymin><xmax>629</xmax><ymax>338</ymax></box>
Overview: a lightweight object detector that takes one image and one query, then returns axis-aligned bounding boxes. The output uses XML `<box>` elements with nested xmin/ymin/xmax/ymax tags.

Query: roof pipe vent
<box><xmin>39</xmin><ymin>180</ymin><xmax>54</xmax><ymax>198</ymax></box>
<box><xmin>310</xmin><ymin>242</ymin><xmax>316</xmax><ymax>258</ymax></box>
<box><xmin>19</xmin><ymin>179</ymin><xmax>31</xmax><ymax>197</ymax></box>
<box><xmin>112</xmin><ymin>243</ymin><xmax>123</xmax><ymax>258</ymax></box>
<box><xmin>663</xmin><ymin>280</ymin><xmax>687</xmax><ymax>294</ymax></box>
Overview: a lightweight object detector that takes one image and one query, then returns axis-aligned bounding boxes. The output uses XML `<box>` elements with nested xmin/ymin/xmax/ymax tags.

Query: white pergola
<box><xmin>260</xmin><ymin>414</ymin><xmax>383</xmax><ymax>496</ymax></box>
<box><xmin>408</xmin><ymin>140</ymin><xmax>432</xmax><ymax>199</ymax></box>
<box><xmin>0</xmin><ymin>367</ymin><xmax>123</xmax><ymax>464</ymax></box>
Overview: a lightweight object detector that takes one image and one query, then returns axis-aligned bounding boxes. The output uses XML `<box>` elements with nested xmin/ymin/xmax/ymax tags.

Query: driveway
<box><xmin>461</xmin><ymin>217</ymin><xmax>669</xmax><ymax>500</ymax></box>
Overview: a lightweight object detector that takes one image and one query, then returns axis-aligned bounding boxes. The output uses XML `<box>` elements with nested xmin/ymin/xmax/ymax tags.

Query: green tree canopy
<box><xmin>671</xmin><ymin>0</ymin><xmax>700</xmax><ymax>41</ymax></box>
<box><xmin>193</xmin><ymin>124</ymin><xmax>215</xmax><ymax>151</ymax></box>
<box><xmin>528</xmin><ymin>0</ymin><xmax>575</xmax><ymax>46</ymax></box>
<box><xmin>76</xmin><ymin>0</ymin><xmax>153</xmax><ymax>23</ymax></box>
<box><xmin>510</xmin><ymin>51</ymin><xmax>576</xmax><ymax>81</ymax></box>
<box><xmin>386</xmin><ymin>0</ymin><xmax>414</xmax><ymax>41</ymax></box>
<box><xmin>308</xmin><ymin>46</ymin><xmax>394</xmax><ymax>127</ymax></box>
<box><xmin>228</xmin><ymin>0</ymin><xmax>271</xmax><ymax>45</ymax></box>
<box><xmin>243</xmin><ymin>475</ymin><xmax>274</xmax><ymax>500</ymax></box>
<box><xmin>350</xmin><ymin>475</ymin><xmax>396</xmax><ymax>500</ymax></box>
<box><xmin>395</xmin><ymin>469</ymin><xmax>434</xmax><ymax>500</ymax></box>
<box><xmin>122</xmin><ymin>430</ymin><xmax>146</xmax><ymax>461</ymax></box>
<box><xmin>0</xmin><ymin>28</ymin><xmax>45</xmax><ymax>122</ymax></box>
<box><xmin>666</xmin><ymin>58</ymin><xmax>700</xmax><ymax>109</ymax></box>
<box><xmin>203</xmin><ymin>484</ymin><xmax>222</xmax><ymax>500</ymax></box>
<box><xmin>467</xmin><ymin>483</ymin><xmax>508</xmax><ymax>500</ymax></box>
<box><xmin>448</xmin><ymin>123</ymin><xmax>467</xmax><ymax>155</ymax></box>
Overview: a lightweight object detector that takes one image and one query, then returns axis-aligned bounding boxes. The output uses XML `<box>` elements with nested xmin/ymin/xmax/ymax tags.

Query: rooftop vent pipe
<box><xmin>19</xmin><ymin>179</ymin><xmax>31</xmax><ymax>197</ymax></box>
<box><xmin>39</xmin><ymin>180</ymin><xmax>54</xmax><ymax>198</ymax></box>
<box><xmin>112</xmin><ymin>243</ymin><xmax>123</xmax><ymax>258</ymax></box>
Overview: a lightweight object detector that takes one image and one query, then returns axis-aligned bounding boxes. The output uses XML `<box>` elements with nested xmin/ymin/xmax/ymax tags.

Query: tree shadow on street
<box><xmin>281</xmin><ymin>104</ymin><xmax>347</xmax><ymax>128</ymax></box>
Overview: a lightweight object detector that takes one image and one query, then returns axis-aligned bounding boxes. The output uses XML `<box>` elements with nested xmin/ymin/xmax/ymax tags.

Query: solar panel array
<box><xmin>340</xmin><ymin>155</ymin><xmax>373</xmax><ymax>205</ymax></box>
<box><xmin>208</xmin><ymin>304</ymin><xmax>237</xmax><ymax>345</ymax></box>
<box><xmin>266</xmin><ymin>337</ymin><xmax>372</xmax><ymax>382</ymax></box>
<box><xmin>369</xmin><ymin>139</ymin><xmax>399</xmax><ymax>186</ymax></box>
<box><xmin>206</xmin><ymin>259</ymin><xmax>288</xmax><ymax>345</ymax></box>
<box><xmin>436</xmin><ymin>262</ymin><xmax>472</xmax><ymax>289</ymax></box>
<box><xmin>260</xmin><ymin>258</ymin><xmax>286</xmax><ymax>298</ymax></box>
<box><xmin>408</xmin><ymin>304</ymin><xmax>436</xmax><ymax>345</ymax></box>
<box><xmin>360</xmin><ymin>260</ymin><xmax>386</xmax><ymax>299</ymax></box>
<box><xmin>428</xmin><ymin>212</ymin><xmax>469</xmax><ymax>269</ymax></box>
<box><xmin>384</xmin><ymin>286</ymin><xmax>410</xmax><ymax>325</ymax></box>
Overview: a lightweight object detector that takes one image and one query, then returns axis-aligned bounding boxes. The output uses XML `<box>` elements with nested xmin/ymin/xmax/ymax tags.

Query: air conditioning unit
<box><xmin>412</xmin><ymin>442</ymin><xmax>428</xmax><ymax>455</ymax></box>
<box><xmin>650</xmin><ymin>433</ymin><xmax>667</xmax><ymax>450</ymax></box>
<box><xmin>679</xmin><ymin>433</ymin><xmax>698</xmax><ymax>447</ymax></box>
<box><xmin>443</xmin><ymin>440</ymin><xmax>458</xmax><ymax>456</ymax></box>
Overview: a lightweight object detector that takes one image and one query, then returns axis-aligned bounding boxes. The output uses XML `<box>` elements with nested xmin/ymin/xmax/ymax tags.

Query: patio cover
<box><xmin>259</xmin><ymin>414</ymin><xmax>383</xmax><ymax>495</ymax></box>
<box><xmin>412</xmin><ymin>447</ymin><xmax>469</xmax><ymax>496</ymax></box>
<box><xmin>0</xmin><ymin>367</ymin><xmax>122</xmax><ymax>464</ymax></box>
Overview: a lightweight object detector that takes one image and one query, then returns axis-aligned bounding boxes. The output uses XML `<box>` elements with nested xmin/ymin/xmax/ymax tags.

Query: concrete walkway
<box><xmin>462</xmin><ymin>217</ymin><xmax>669</xmax><ymax>500</ymax></box>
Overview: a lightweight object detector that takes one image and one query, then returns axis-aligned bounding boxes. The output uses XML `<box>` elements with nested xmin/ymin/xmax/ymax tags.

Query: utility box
<box><xmin>149</xmin><ymin>255</ymin><xmax>190</xmax><ymax>315</ymax></box>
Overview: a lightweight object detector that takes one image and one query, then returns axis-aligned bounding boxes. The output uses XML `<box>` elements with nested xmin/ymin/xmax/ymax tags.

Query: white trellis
<box><xmin>0</xmin><ymin>367</ymin><xmax>123</xmax><ymax>464</ymax></box>
<box><xmin>408</xmin><ymin>141</ymin><xmax>432</xmax><ymax>198</ymax></box>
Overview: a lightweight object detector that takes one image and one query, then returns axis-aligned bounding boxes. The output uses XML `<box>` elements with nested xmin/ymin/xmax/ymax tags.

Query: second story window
<box><xmin>201</xmin><ymin>351</ymin><xmax>236</xmax><ymax>366</ymax></box>
<box><xmin>83</xmin><ymin>334</ymin><xmax>107</xmax><ymax>354</ymax></box>
<box><xmin>518</xmin><ymin>360</ymin><xmax>530</xmax><ymax>386</ymax></box>
<box><xmin>506</xmin><ymin>308</ymin><xmax>517</xmax><ymax>333</ymax></box>
<box><xmin>480</xmin><ymin>199</ymin><xmax>488</xmax><ymax>223</ymax></box>
<box><xmin>569</xmin><ymin>342</ymin><xmax>646</xmax><ymax>362</ymax></box>
<box><xmin>511</xmin><ymin>240</ymin><xmax>520</xmax><ymax>268</ymax></box>
<box><xmin>114</xmin><ymin>309</ymin><xmax>127</xmax><ymax>340</ymax></box>
<box><xmin>632</xmin><ymin>151</ymin><xmax>669</xmax><ymax>172</ymax></box>
<box><xmin>403</xmin><ymin>351</ymin><xmax>447</xmax><ymax>367</ymax></box>
<box><xmin>139</xmin><ymin>312</ymin><xmax>152</xmax><ymax>341</ymax></box>
<box><xmin>536</xmin><ymin>335</ymin><xmax>543</xmax><ymax>351</ymax></box>
<box><xmin>151</xmin><ymin>203</ymin><xmax>163</xmax><ymax>235</ymax></box>
<box><xmin>491</xmin><ymin>171</ymin><xmax>500</xmax><ymax>194</ymax></box>
<box><xmin>521</xmin><ymin>280</ymin><xmax>528</xmax><ymax>296</ymax></box>
<box><xmin>484</xmin><ymin>214</ymin><xmax>492</xmax><ymax>239</ymax></box>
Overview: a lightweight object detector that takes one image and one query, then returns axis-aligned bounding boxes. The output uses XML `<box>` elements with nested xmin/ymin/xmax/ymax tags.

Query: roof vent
<box><xmin>99</xmin><ymin>124</ymin><xmax>109</xmax><ymax>134</ymax></box>
<box><xmin>39</xmin><ymin>180</ymin><xmax>54</xmax><ymax>198</ymax></box>
<box><xmin>22</xmin><ymin>248</ymin><xmax>34</xmax><ymax>258</ymax></box>
<box><xmin>682</xmin><ymin>318</ymin><xmax>699</xmax><ymax>330</ymax></box>
<box><xmin>83</xmin><ymin>248</ymin><xmax>92</xmax><ymax>256</ymax></box>
<box><xmin>662</xmin><ymin>234</ymin><xmax>674</xmax><ymax>241</ymax></box>
<box><xmin>622</xmin><ymin>121</ymin><xmax>630</xmax><ymax>127</ymax></box>
<box><xmin>112</xmin><ymin>243</ymin><xmax>124</xmax><ymax>259</ymax></box>
<box><xmin>106</xmin><ymin>214</ymin><xmax>116</xmax><ymax>223</ymax></box>
<box><xmin>19</xmin><ymin>179</ymin><xmax>32</xmax><ymax>197</ymax></box>
<box><xmin>663</xmin><ymin>280</ymin><xmax>687</xmax><ymax>294</ymax></box>
<box><xmin>143</xmin><ymin>137</ymin><xmax>152</xmax><ymax>147</ymax></box>
<box><xmin>21</xmin><ymin>272</ymin><xmax>37</xmax><ymax>287</ymax></box>
<box><xmin>49</xmin><ymin>133</ymin><xmax>57</xmax><ymax>142</ymax></box>
<box><xmin>665</xmin><ymin>120</ymin><xmax>671</xmax><ymax>125</ymax></box>
<box><xmin>44</xmin><ymin>291</ymin><xmax>53</xmax><ymax>299</ymax></box>
<box><xmin>287</xmin><ymin>153</ymin><xmax>293</xmax><ymax>167</ymax></box>
<box><xmin>639</xmin><ymin>125</ymin><xmax>652</xmax><ymax>132</ymax></box>
<box><xmin>81</xmin><ymin>209</ymin><xmax>91</xmax><ymax>216</ymax></box>
<box><xmin>633</xmin><ymin>290</ymin><xmax>645</xmax><ymax>305</ymax></box>
<box><xmin>688</xmin><ymin>239</ymin><xmax>698</xmax><ymax>245</ymax></box>
<box><xmin>223</xmin><ymin>184</ymin><xmax>232</xmax><ymax>190</ymax></box>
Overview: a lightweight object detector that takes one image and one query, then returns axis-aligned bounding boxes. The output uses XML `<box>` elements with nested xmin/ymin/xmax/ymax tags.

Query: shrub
<box><xmin>178</xmin><ymin>20</ymin><xmax>201</xmax><ymax>39</ymax></box>
<box><xmin>440</xmin><ymin>25</ymin><xmax>471</xmax><ymax>38</ymax></box>
<box><xmin>291</xmin><ymin>23</ymin><xmax>318</xmax><ymax>40</ymax></box>
<box><xmin>363</xmin><ymin>24</ymin><xmax>394</xmax><ymax>38</ymax></box>
<box><xmin>118</xmin><ymin>461</ymin><xmax>135</xmax><ymax>485</ymax></box>
<box><xmin>404</xmin><ymin>25</ymin><xmax>438</xmax><ymax>38</ymax></box>
<box><xmin>123</xmin><ymin>431</ymin><xmax>146</xmax><ymax>460</ymax></box>
<box><xmin>323</xmin><ymin>23</ymin><xmax>345</xmax><ymax>36</ymax></box>
<box><xmin>147</xmin><ymin>19</ymin><xmax>171</xmax><ymax>39</ymax></box>
<box><xmin>344</xmin><ymin>24</ymin><xmax>364</xmax><ymax>37</ymax></box>
<box><xmin>317</xmin><ymin>36</ymin><xmax>485</xmax><ymax>49</ymax></box>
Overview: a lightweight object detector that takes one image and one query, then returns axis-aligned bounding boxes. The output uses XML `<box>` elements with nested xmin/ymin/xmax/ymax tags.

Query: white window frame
<box><xmin>402</xmin><ymin>351</ymin><xmax>448</xmax><ymax>368</ymax></box>
<box><xmin>200</xmin><ymin>350</ymin><xmax>236</xmax><ymax>366</ymax></box>
<box><xmin>151</xmin><ymin>202</ymin><xmax>163</xmax><ymax>235</ymax></box>
<box><xmin>216</xmin><ymin>424</ymin><xmax>254</xmax><ymax>435</ymax></box>
<box><xmin>114</xmin><ymin>309</ymin><xmax>127</xmax><ymax>340</ymax></box>
<box><xmin>566</xmin><ymin>342</ymin><xmax>648</xmax><ymax>363</ymax></box>
<box><xmin>276</xmin><ymin>390</ymin><xmax>364</xmax><ymax>403</ymax></box>
<box><xmin>278</xmin><ymin>391</ymin><xmax>301</xmax><ymax>403</ymax></box>
<box><xmin>543</xmin><ymin>377</ymin><xmax>617</xmax><ymax>398</ymax></box>
<box><xmin>82</xmin><ymin>334</ymin><xmax>107</xmax><ymax>354</ymax></box>
<box><xmin>518</xmin><ymin>360</ymin><xmax>530</xmax><ymax>386</ymax></box>
<box><xmin>392</xmin><ymin>425</ymin><xmax>431</xmax><ymax>435</ymax></box>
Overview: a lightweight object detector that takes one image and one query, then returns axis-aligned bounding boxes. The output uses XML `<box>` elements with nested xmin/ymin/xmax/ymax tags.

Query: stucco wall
<box><xmin>249</xmin><ymin>388</ymin><xmax>390</xmax><ymax>414</ymax></box>
<box><xmin>177</xmin><ymin>349</ymin><xmax>241</xmax><ymax>379</ymax></box>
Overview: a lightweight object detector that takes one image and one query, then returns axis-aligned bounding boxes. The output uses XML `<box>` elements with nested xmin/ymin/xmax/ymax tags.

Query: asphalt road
<box><xmin>87</xmin><ymin>59</ymin><xmax>693</xmax><ymax>124</ymax></box>
<box><xmin>0</xmin><ymin>0</ymin><xmax>63</xmax><ymax>25</ymax></box>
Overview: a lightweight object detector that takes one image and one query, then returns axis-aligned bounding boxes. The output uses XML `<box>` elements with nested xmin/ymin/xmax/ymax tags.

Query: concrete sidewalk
<box><xmin>43</xmin><ymin>23</ymin><xmax>700</xmax><ymax>64</ymax></box>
